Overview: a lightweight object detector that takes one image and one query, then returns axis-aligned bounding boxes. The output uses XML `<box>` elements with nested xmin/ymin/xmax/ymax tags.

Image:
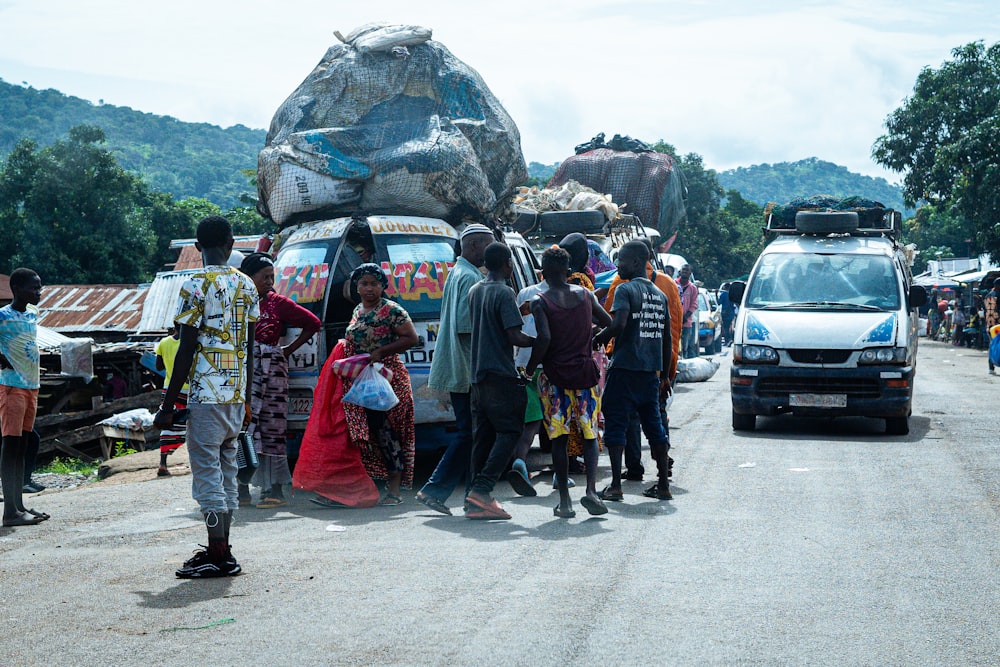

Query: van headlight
<box><xmin>858</xmin><ymin>347</ymin><xmax>907</xmax><ymax>365</ymax></box>
<box><xmin>734</xmin><ymin>344</ymin><xmax>778</xmax><ymax>364</ymax></box>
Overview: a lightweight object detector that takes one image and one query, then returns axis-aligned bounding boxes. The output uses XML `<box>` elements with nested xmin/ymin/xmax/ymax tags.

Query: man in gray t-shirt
<box><xmin>465</xmin><ymin>242</ymin><xmax>534</xmax><ymax>520</ymax></box>
<box><xmin>594</xmin><ymin>240</ymin><xmax>673</xmax><ymax>503</ymax></box>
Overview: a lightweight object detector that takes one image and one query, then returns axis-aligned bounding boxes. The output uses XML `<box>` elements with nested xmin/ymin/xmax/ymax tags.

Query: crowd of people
<box><xmin>2</xmin><ymin>215</ymin><xmax>694</xmax><ymax>580</ymax></box>
<box><xmin>925</xmin><ymin>280</ymin><xmax>1000</xmax><ymax>372</ymax></box>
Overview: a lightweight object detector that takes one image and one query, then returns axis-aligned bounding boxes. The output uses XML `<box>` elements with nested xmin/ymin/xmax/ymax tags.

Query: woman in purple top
<box><xmin>239</xmin><ymin>253</ymin><xmax>322</xmax><ymax>509</ymax></box>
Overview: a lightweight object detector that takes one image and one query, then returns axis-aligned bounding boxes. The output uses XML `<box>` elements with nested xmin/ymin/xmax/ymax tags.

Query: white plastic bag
<box><xmin>342</xmin><ymin>363</ymin><xmax>399</xmax><ymax>411</ymax></box>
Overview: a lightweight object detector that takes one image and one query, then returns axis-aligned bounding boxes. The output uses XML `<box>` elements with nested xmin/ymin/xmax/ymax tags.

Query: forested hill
<box><xmin>0</xmin><ymin>78</ymin><xmax>265</xmax><ymax>209</ymax></box>
<box><xmin>717</xmin><ymin>158</ymin><xmax>911</xmax><ymax>214</ymax></box>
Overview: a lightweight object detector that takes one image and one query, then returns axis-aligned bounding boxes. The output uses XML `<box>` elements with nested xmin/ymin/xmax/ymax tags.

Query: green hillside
<box><xmin>718</xmin><ymin>158</ymin><xmax>912</xmax><ymax>215</ymax></box>
<box><xmin>0</xmin><ymin>77</ymin><xmax>265</xmax><ymax>209</ymax></box>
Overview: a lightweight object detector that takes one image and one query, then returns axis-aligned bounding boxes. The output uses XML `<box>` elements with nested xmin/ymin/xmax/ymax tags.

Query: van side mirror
<box><xmin>908</xmin><ymin>284</ymin><xmax>927</xmax><ymax>309</ymax></box>
<box><xmin>729</xmin><ymin>281</ymin><xmax>746</xmax><ymax>305</ymax></box>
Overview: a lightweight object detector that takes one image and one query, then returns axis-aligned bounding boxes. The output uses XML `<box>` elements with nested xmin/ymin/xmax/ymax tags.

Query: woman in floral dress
<box><xmin>341</xmin><ymin>263</ymin><xmax>419</xmax><ymax>504</ymax></box>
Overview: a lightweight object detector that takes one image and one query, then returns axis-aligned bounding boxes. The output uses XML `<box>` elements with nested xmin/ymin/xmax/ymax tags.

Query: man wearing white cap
<box><xmin>416</xmin><ymin>223</ymin><xmax>495</xmax><ymax>515</ymax></box>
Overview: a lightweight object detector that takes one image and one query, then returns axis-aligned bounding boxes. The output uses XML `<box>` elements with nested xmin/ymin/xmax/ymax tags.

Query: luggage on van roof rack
<box><xmin>763</xmin><ymin>195</ymin><xmax>902</xmax><ymax>239</ymax></box>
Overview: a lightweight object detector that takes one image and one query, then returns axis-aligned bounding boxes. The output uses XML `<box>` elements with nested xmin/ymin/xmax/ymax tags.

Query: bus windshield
<box><xmin>376</xmin><ymin>234</ymin><xmax>456</xmax><ymax>320</ymax></box>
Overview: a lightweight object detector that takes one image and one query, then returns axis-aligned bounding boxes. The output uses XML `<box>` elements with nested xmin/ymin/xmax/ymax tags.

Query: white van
<box><xmin>271</xmin><ymin>215</ymin><xmax>540</xmax><ymax>450</ymax></box>
<box><xmin>728</xmin><ymin>210</ymin><xmax>927</xmax><ymax>435</ymax></box>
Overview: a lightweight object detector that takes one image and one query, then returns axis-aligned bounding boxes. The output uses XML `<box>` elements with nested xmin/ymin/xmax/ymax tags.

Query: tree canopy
<box><xmin>0</xmin><ymin>124</ymin><xmax>272</xmax><ymax>283</ymax></box>
<box><xmin>872</xmin><ymin>41</ymin><xmax>1000</xmax><ymax>260</ymax></box>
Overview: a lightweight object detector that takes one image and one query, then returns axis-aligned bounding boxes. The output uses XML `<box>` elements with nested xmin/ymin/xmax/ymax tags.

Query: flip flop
<box><xmin>466</xmin><ymin>506</ymin><xmax>511</xmax><ymax>520</ymax></box>
<box><xmin>157</xmin><ymin>467</ymin><xmax>172</xmax><ymax>477</ymax></box>
<box><xmin>256</xmin><ymin>497</ymin><xmax>287</xmax><ymax>509</ymax></box>
<box><xmin>580</xmin><ymin>494</ymin><xmax>608</xmax><ymax>516</ymax></box>
<box><xmin>465</xmin><ymin>496</ymin><xmax>510</xmax><ymax>519</ymax></box>
<box><xmin>415</xmin><ymin>492</ymin><xmax>452</xmax><ymax>515</ymax></box>
<box><xmin>310</xmin><ymin>496</ymin><xmax>350</xmax><ymax>508</ymax></box>
<box><xmin>598</xmin><ymin>486</ymin><xmax>624</xmax><ymax>502</ymax></box>
<box><xmin>379</xmin><ymin>494</ymin><xmax>403</xmax><ymax>506</ymax></box>
<box><xmin>3</xmin><ymin>512</ymin><xmax>45</xmax><ymax>527</ymax></box>
<box><xmin>642</xmin><ymin>483</ymin><xmax>672</xmax><ymax>500</ymax></box>
<box><xmin>25</xmin><ymin>508</ymin><xmax>50</xmax><ymax>521</ymax></box>
<box><xmin>506</xmin><ymin>468</ymin><xmax>537</xmax><ymax>497</ymax></box>
<box><xmin>553</xmin><ymin>505</ymin><xmax>576</xmax><ymax>518</ymax></box>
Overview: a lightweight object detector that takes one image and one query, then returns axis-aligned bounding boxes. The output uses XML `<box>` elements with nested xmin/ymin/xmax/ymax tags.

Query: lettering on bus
<box><xmin>369</xmin><ymin>219</ymin><xmax>457</xmax><ymax>237</ymax></box>
<box><xmin>382</xmin><ymin>261</ymin><xmax>452</xmax><ymax>302</ymax></box>
<box><xmin>401</xmin><ymin>347</ymin><xmax>435</xmax><ymax>365</ymax></box>
<box><xmin>274</xmin><ymin>264</ymin><xmax>330</xmax><ymax>304</ymax></box>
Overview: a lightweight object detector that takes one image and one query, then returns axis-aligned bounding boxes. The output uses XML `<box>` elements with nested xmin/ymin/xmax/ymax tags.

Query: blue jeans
<box><xmin>603</xmin><ymin>369</ymin><xmax>669</xmax><ymax>451</ymax></box>
<box><xmin>625</xmin><ymin>391</ymin><xmax>668</xmax><ymax>475</ymax></box>
<box><xmin>419</xmin><ymin>391</ymin><xmax>473</xmax><ymax>502</ymax></box>
<box><xmin>682</xmin><ymin>326</ymin><xmax>698</xmax><ymax>358</ymax></box>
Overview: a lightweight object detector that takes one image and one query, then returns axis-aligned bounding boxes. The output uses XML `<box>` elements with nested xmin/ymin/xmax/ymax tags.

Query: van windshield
<box><xmin>376</xmin><ymin>234</ymin><xmax>456</xmax><ymax>320</ymax></box>
<box><xmin>745</xmin><ymin>253</ymin><xmax>901</xmax><ymax>311</ymax></box>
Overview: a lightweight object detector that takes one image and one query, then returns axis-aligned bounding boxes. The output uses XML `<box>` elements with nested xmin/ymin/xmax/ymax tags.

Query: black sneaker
<box><xmin>175</xmin><ymin>547</ymin><xmax>241</xmax><ymax>578</ymax></box>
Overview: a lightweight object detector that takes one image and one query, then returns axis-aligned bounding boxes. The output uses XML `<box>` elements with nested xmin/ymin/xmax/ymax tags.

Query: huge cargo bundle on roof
<box><xmin>257</xmin><ymin>23</ymin><xmax>527</xmax><ymax>228</ymax></box>
<box><xmin>546</xmin><ymin>133</ymin><xmax>687</xmax><ymax>236</ymax></box>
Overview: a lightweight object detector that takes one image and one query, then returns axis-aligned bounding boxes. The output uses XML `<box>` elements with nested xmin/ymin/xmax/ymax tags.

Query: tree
<box><xmin>872</xmin><ymin>41</ymin><xmax>1000</xmax><ymax>260</ymax></box>
<box><xmin>646</xmin><ymin>141</ymin><xmax>764</xmax><ymax>285</ymax></box>
<box><xmin>0</xmin><ymin>125</ymin><xmax>156</xmax><ymax>283</ymax></box>
<box><xmin>902</xmin><ymin>204</ymin><xmax>974</xmax><ymax>263</ymax></box>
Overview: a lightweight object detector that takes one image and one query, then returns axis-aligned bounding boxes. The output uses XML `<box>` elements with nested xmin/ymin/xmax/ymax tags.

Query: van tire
<box><xmin>538</xmin><ymin>210</ymin><xmax>606</xmax><ymax>236</ymax></box>
<box><xmin>732</xmin><ymin>411</ymin><xmax>756</xmax><ymax>431</ymax></box>
<box><xmin>712</xmin><ymin>335</ymin><xmax>722</xmax><ymax>354</ymax></box>
<box><xmin>884</xmin><ymin>416</ymin><xmax>909</xmax><ymax>435</ymax></box>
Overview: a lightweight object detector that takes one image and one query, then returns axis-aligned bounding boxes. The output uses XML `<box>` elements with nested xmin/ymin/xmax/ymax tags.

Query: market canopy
<box><xmin>913</xmin><ymin>273</ymin><xmax>958</xmax><ymax>288</ymax></box>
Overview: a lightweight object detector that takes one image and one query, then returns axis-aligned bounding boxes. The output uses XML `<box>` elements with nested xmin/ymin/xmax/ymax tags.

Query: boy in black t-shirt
<box><xmin>466</xmin><ymin>242</ymin><xmax>534</xmax><ymax>520</ymax></box>
<box><xmin>594</xmin><ymin>241</ymin><xmax>673</xmax><ymax>502</ymax></box>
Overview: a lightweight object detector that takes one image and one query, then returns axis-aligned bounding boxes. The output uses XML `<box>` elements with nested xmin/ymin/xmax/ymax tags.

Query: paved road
<box><xmin>1</xmin><ymin>340</ymin><xmax>998</xmax><ymax>666</ymax></box>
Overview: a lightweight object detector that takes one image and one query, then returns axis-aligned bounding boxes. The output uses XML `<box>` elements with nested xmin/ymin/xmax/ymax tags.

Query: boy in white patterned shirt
<box><xmin>154</xmin><ymin>216</ymin><xmax>259</xmax><ymax>578</ymax></box>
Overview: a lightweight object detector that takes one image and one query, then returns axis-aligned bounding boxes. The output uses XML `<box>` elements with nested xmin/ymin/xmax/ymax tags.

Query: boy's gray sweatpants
<box><xmin>187</xmin><ymin>402</ymin><xmax>243</xmax><ymax>515</ymax></box>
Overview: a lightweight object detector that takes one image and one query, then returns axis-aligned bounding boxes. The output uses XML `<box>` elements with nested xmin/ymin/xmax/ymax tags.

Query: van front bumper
<box><xmin>730</xmin><ymin>364</ymin><xmax>914</xmax><ymax>418</ymax></box>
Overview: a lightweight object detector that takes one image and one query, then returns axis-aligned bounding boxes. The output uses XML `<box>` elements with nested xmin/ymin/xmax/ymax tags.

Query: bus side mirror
<box><xmin>729</xmin><ymin>281</ymin><xmax>746</xmax><ymax>305</ymax></box>
<box><xmin>908</xmin><ymin>285</ymin><xmax>927</xmax><ymax>309</ymax></box>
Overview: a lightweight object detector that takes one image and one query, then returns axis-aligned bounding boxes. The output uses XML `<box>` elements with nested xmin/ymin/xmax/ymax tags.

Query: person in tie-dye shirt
<box><xmin>0</xmin><ymin>267</ymin><xmax>47</xmax><ymax>527</ymax></box>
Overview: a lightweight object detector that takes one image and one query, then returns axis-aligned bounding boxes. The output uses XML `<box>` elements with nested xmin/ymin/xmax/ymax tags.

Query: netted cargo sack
<box><xmin>258</xmin><ymin>24</ymin><xmax>527</xmax><ymax>227</ymax></box>
<box><xmin>547</xmin><ymin>148</ymin><xmax>686</xmax><ymax>236</ymax></box>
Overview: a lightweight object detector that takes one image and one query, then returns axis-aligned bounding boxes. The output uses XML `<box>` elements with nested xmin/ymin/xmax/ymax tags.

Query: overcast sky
<box><xmin>2</xmin><ymin>1</ymin><xmax>999</xmax><ymax>182</ymax></box>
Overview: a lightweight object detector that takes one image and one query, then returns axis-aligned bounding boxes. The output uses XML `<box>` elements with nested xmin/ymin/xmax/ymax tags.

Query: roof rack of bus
<box><xmin>765</xmin><ymin>209</ymin><xmax>902</xmax><ymax>240</ymax></box>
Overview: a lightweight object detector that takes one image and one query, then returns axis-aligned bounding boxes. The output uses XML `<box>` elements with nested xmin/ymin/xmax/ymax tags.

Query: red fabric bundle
<box><xmin>292</xmin><ymin>340</ymin><xmax>380</xmax><ymax>507</ymax></box>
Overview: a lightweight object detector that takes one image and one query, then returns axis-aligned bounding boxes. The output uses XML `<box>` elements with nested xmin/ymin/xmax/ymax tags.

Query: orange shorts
<box><xmin>0</xmin><ymin>386</ymin><xmax>39</xmax><ymax>436</ymax></box>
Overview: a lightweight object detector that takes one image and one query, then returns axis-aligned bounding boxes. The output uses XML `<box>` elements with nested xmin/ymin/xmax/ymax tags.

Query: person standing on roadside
<box><xmin>985</xmin><ymin>279</ymin><xmax>1000</xmax><ymax>373</ymax></box>
<box><xmin>154</xmin><ymin>216</ymin><xmax>259</xmax><ymax>579</ymax></box>
<box><xmin>154</xmin><ymin>326</ymin><xmax>188</xmax><ymax>477</ymax></box>
<box><xmin>603</xmin><ymin>240</ymin><xmax>682</xmax><ymax>483</ymax></box>
<box><xmin>527</xmin><ymin>247</ymin><xmax>612</xmax><ymax>518</ymax></box>
<box><xmin>0</xmin><ymin>268</ymin><xmax>48</xmax><ymax>527</ymax></box>
<box><xmin>677</xmin><ymin>264</ymin><xmax>699</xmax><ymax>359</ymax></box>
<box><xmin>595</xmin><ymin>241</ymin><xmax>673</xmax><ymax>503</ymax></box>
<box><xmin>415</xmin><ymin>224</ymin><xmax>495</xmax><ymax>515</ymax></box>
<box><xmin>465</xmin><ymin>242</ymin><xmax>534</xmax><ymax>520</ymax></box>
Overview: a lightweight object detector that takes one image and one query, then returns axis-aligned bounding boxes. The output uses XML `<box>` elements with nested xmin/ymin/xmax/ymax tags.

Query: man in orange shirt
<box><xmin>603</xmin><ymin>245</ymin><xmax>682</xmax><ymax>482</ymax></box>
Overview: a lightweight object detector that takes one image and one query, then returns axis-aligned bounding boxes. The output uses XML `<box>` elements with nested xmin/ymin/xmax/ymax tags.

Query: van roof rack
<box><xmin>764</xmin><ymin>208</ymin><xmax>902</xmax><ymax>240</ymax></box>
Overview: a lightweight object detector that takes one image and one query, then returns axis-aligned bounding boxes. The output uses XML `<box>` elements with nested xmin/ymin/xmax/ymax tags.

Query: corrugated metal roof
<box><xmin>171</xmin><ymin>236</ymin><xmax>263</xmax><ymax>271</ymax></box>
<box><xmin>37</xmin><ymin>284</ymin><xmax>148</xmax><ymax>333</ymax></box>
<box><xmin>135</xmin><ymin>270</ymin><xmax>201</xmax><ymax>334</ymax></box>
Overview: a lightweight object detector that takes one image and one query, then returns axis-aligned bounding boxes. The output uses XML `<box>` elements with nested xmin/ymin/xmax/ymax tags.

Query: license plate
<box><xmin>789</xmin><ymin>393</ymin><xmax>847</xmax><ymax>408</ymax></box>
<box><xmin>289</xmin><ymin>396</ymin><xmax>313</xmax><ymax>415</ymax></box>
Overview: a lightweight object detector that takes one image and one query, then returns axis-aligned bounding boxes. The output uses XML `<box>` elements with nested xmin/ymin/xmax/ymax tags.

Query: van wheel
<box><xmin>885</xmin><ymin>417</ymin><xmax>909</xmax><ymax>435</ymax></box>
<box><xmin>732</xmin><ymin>411</ymin><xmax>756</xmax><ymax>431</ymax></box>
<box><xmin>713</xmin><ymin>335</ymin><xmax>722</xmax><ymax>354</ymax></box>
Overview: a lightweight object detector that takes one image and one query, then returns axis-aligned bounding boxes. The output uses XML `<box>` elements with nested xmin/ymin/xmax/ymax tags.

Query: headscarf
<box><xmin>350</xmin><ymin>263</ymin><xmax>389</xmax><ymax>292</ymax></box>
<box><xmin>239</xmin><ymin>252</ymin><xmax>274</xmax><ymax>277</ymax></box>
<box><xmin>587</xmin><ymin>239</ymin><xmax>615</xmax><ymax>274</ymax></box>
<box><xmin>559</xmin><ymin>233</ymin><xmax>590</xmax><ymax>273</ymax></box>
